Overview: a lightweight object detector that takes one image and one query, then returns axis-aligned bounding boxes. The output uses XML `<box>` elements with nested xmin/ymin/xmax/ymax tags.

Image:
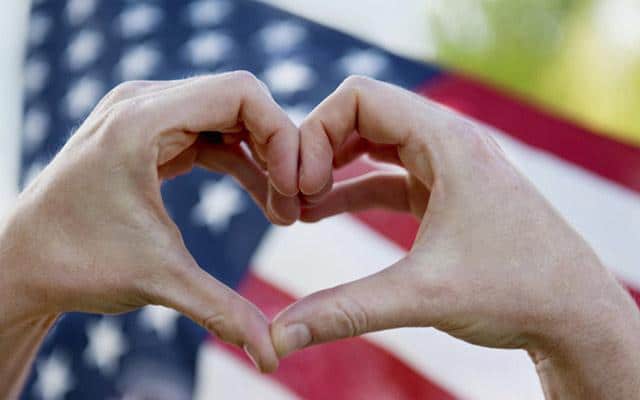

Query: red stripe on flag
<box><xmin>626</xmin><ymin>284</ymin><xmax>640</xmax><ymax>308</ymax></box>
<box><xmin>214</xmin><ymin>274</ymin><xmax>456</xmax><ymax>400</ymax></box>
<box><xmin>420</xmin><ymin>74</ymin><xmax>640</xmax><ymax>194</ymax></box>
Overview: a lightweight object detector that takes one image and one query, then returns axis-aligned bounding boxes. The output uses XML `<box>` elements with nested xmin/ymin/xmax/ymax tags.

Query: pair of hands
<box><xmin>1</xmin><ymin>72</ymin><xmax>639</xmax><ymax>398</ymax></box>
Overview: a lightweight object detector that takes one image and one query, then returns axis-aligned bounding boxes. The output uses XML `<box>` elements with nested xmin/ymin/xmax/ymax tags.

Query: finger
<box><xmin>332</xmin><ymin>133</ymin><xmax>370</xmax><ymax>168</ymax></box>
<box><xmin>245</xmin><ymin>135</ymin><xmax>268</xmax><ymax>171</ymax></box>
<box><xmin>161</xmin><ymin>263</ymin><xmax>279</xmax><ymax>372</ymax></box>
<box><xmin>300</xmin><ymin>172</ymin><xmax>412</xmax><ymax>222</ymax></box>
<box><xmin>221</xmin><ymin>133</ymin><xmax>244</xmax><ymax>144</ymax></box>
<box><xmin>158</xmin><ymin>144</ymin><xmax>199</xmax><ymax>180</ymax></box>
<box><xmin>195</xmin><ymin>139</ymin><xmax>269</xmax><ymax>214</ymax></box>
<box><xmin>300</xmin><ymin>75</ymin><xmax>469</xmax><ymax>196</ymax></box>
<box><xmin>271</xmin><ymin>259</ymin><xmax>441</xmax><ymax>358</ymax></box>
<box><xmin>325</xmin><ymin>132</ymin><xmax>406</xmax><ymax>210</ymax></box>
<box><xmin>90</xmin><ymin>78</ymin><xmax>189</xmax><ymax>118</ymax></box>
<box><xmin>122</xmin><ymin>72</ymin><xmax>299</xmax><ymax>197</ymax></box>
<box><xmin>333</xmin><ymin>133</ymin><xmax>401</xmax><ymax>169</ymax></box>
<box><xmin>300</xmin><ymin>132</ymin><xmax>400</xmax><ymax>206</ymax></box>
<box><xmin>300</xmin><ymin>175</ymin><xmax>333</xmax><ymax>207</ymax></box>
<box><xmin>266</xmin><ymin>183</ymin><xmax>300</xmax><ymax>225</ymax></box>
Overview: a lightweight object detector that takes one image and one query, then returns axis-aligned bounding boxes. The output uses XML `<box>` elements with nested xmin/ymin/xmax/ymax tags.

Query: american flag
<box><xmin>20</xmin><ymin>0</ymin><xmax>640</xmax><ymax>399</ymax></box>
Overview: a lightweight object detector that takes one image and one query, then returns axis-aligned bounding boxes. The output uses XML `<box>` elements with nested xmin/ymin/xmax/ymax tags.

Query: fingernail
<box><xmin>243</xmin><ymin>344</ymin><xmax>261</xmax><ymax>372</ymax></box>
<box><xmin>277</xmin><ymin>323</ymin><xmax>311</xmax><ymax>358</ymax></box>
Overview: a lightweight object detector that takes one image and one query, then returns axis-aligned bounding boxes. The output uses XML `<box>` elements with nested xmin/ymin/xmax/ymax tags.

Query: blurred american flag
<box><xmin>20</xmin><ymin>0</ymin><xmax>640</xmax><ymax>399</ymax></box>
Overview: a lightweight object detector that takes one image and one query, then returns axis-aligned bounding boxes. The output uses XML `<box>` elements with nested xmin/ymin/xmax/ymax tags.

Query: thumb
<box><xmin>158</xmin><ymin>262</ymin><xmax>279</xmax><ymax>372</ymax></box>
<box><xmin>271</xmin><ymin>258</ymin><xmax>436</xmax><ymax>358</ymax></box>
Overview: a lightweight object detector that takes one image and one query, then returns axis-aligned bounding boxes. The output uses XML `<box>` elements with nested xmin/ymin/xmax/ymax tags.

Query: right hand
<box><xmin>272</xmin><ymin>76</ymin><xmax>640</xmax><ymax>398</ymax></box>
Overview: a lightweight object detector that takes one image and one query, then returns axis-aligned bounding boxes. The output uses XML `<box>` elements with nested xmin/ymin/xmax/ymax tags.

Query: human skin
<box><xmin>0</xmin><ymin>72</ymin><xmax>300</xmax><ymax>397</ymax></box>
<box><xmin>271</xmin><ymin>76</ymin><xmax>640</xmax><ymax>399</ymax></box>
<box><xmin>1</xmin><ymin>73</ymin><xmax>639</xmax><ymax>399</ymax></box>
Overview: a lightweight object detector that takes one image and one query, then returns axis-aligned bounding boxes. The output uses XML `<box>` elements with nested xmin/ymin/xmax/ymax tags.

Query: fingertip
<box><xmin>244</xmin><ymin>336</ymin><xmax>279</xmax><ymax>373</ymax></box>
<box><xmin>270</xmin><ymin>323</ymin><xmax>289</xmax><ymax>358</ymax></box>
<box><xmin>299</xmin><ymin>206</ymin><xmax>325</xmax><ymax>223</ymax></box>
<box><xmin>299</xmin><ymin>122</ymin><xmax>333</xmax><ymax>196</ymax></box>
<box><xmin>299</xmin><ymin>165</ymin><xmax>332</xmax><ymax>196</ymax></box>
<box><xmin>267</xmin><ymin>123</ymin><xmax>300</xmax><ymax>198</ymax></box>
<box><xmin>236</xmin><ymin>302</ymin><xmax>280</xmax><ymax>373</ymax></box>
<box><xmin>271</xmin><ymin>173</ymin><xmax>299</xmax><ymax>199</ymax></box>
<box><xmin>267</xmin><ymin>184</ymin><xmax>300</xmax><ymax>225</ymax></box>
<box><xmin>271</xmin><ymin>322</ymin><xmax>312</xmax><ymax>359</ymax></box>
<box><xmin>260</xmin><ymin>355</ymin><xmax>280</xmax><ymax>374</ymax></box>
<box><xmin>300</xmin><ymin>175</ymin><xmax>333</xmax><ymax>206</ymax></box>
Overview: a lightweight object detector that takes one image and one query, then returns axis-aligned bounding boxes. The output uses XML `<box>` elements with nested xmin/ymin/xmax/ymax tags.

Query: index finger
<box><xmin>115</xmin><ymin>71</ymin><xmax>299</xmax><ymax>197</ymax></box>
<box><xmin>299</xmin><ymin>76</ymin><xmax>473</xmax><ymax>195</ymax></box>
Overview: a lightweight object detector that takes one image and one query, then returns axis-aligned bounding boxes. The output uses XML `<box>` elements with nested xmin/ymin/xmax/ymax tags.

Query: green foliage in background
<box><xmin>428</xmin><ymin>0</ymin><xmax>640</xmax><ymax>145</ymax></box>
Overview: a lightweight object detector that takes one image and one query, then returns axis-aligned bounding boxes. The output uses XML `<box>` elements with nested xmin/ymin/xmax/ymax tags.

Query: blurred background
<box><xmin>3</xmin><ymin>0</ymin><xmax>640</xmax><ymax>213</ymax></box>
<box><xmin>1</xmin><ymin>1</ymin><xmax>639</xmax><ymax>399</ymax></box>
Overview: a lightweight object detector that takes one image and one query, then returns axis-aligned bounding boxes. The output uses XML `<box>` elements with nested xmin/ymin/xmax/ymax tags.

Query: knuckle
<box><xmin>230</xmin><ymin>69</ymin><xmax>261</xmax><ymax>89</ymax></box>
<box><xmin>332</xmin><ymin>295</ymin><xmax>369</xmax><ymax>338</ymax></box>
<box><xmin>467</xmin><ymin>129</ymin><xmax>502</xmax><ymax>163</ymax></box>
<box><xmin>202</xmin><ymin>298</ymin><xmax>248</xmax><ymax>347</ymax></box>
<box><xmin>101</xmin><ymin>98</ymin><xmax>141</xmax><ymax>137</ymax></box>
<box><xmin>298</xmin><ymin>118</ymin><xmax>315</xmax><ymax>137</ymax></box>
<box><xmin>203</xmin><ymin>313</ymin><xmax>237</xmax><ymax>343</ymax></box>
<box><xmin>310</xmin><ymin>288</ymin><xmax>369</xmax><ymax>339</ymax></box>
<box><xmin>444</xmin><ymin>117</ymin><xmax>502</xmax><ymax>165</ymax></box>
<box><xmin>341</xmin><ymin>74</ymin><xmax>375</xmax><ymax>93</ymax></box>
<box><xmin>106</xmin><ymin>80</ymin><xmax>151</xmax><ymax>104</ymax></box>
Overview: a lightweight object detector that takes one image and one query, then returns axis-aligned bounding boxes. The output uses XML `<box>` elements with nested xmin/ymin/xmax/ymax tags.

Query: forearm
<box><xmin>0</xmin><ymin>215</ymin><xmax>58</xmax><ymax>398</ymax></box>
<box><xmin>0</xmin><ymin>315</ymin><xmax>58</xmax><ymax>398</ymax></box>
<box><xmin>532</xmin><ymin>286</ymin><xmax>640</xmax><ymax>399</ymax></box>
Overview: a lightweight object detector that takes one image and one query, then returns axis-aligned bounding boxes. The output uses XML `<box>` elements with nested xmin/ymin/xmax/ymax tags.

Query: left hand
<box><xmin>0</xmin><ymin>72</ymin><xmax>299</xmax><ymax>373</ymax></box>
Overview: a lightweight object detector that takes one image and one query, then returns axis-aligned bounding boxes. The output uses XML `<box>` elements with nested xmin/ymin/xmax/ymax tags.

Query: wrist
<box><xmin>529</xmin><ymin>281</ymin><xmax>640</xmax><ymax>399</ymax></box>
<box><xmin>0</xmin><ymin>207</ymin><xmax>60</xmax><ymax>329</ymax></box>
<box><xmin>0</xmin><ymin>204</ymin><xmax>62</xmax><ymax>398</ymax></box>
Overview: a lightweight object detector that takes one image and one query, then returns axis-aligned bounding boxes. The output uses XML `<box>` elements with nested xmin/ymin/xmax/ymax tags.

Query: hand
<box><xmin>271</xmin><ymin>76</ymin><xmax>640</xmax><ymax>398</ymax></box>
<box><xmin>0</xmin><ymin>72</ymin><xmax>301</xmax><ymax>374</ymax></box>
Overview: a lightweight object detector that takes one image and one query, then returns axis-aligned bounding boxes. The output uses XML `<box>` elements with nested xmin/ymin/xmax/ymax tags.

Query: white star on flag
<box><xmin>65</xmin><ymin>0</ymin><xmax>98</xmax><ymax>25</ymax></box>
<box><xmin>28</xmin><ymin>12</ymin><xmax>52</xmax><ymax>46</ymax></box>
<box><xmin>23</xmin><ymin>106</ymin><xmax>50</xmax><ymax>153</ymax></box>
<box><xmin>65</xmin><ymin>30</ymin><xmax>104</xmax><ymax>70</ymax></box>
<box><xmin>259</xmin><ymin>21</ymin><xmax>307</xmax><ymax>53</ymax></box>
<box><xmin>34</xmin><ymin>350</ymin><xmax>74</xmax><ymax>400</ymax></box>
<box><xmin>139</xmin><ymin>305</ymin><xmax>181</xmax><ymax>341</ymax></box>
<box><xmin>83</xmin><ymin>317</ymin><xmax>128</xmax><ymax>376</ymax></box>
<box><xmin>24</xmin><ymin>56</ymin><xmax>49</xmax><ymax>95</ymax></box>
<box><xmin>192</xmin><ymin>178</ymin><xmax>246</xmax><ymax>233</ymax></box>
<box><xmin>263</xmin><ymin>60</ymin><xmax>315</xmax><ymax>94</ymax></box>
<box><xmin>64</xmin><ymin>77</ymin><xmax>104</xmax><ymax>119</ymax></box>
<box><xmin>184</xmin><ymin>31</ymin><xmax>234</xmax><ymax>66</ymax></box>
<box><xmin>117</xmin><ymin>44</ymin><xmax>161</xmax><ymax>80</ymax></box>
<box><xmin>339</xmin><ymin>48</ymin><xmax>389</xmax><ymax>77</ymax></box>
<box><xmin>188</xmin><ymin>0</ymin><xmax>232</xmax><ymax>27</ymax></box>
<box><xmin>117</xmin><ymin>3</ymin><xmax>163</xmax><ymax>38</ymax></box>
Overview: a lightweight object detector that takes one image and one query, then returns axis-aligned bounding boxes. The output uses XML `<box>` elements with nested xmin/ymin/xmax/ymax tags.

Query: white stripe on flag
<box><xmin>194</xmin><ymin>344</ymin><xmax>299</xmax><ymax>400</ymax></box>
